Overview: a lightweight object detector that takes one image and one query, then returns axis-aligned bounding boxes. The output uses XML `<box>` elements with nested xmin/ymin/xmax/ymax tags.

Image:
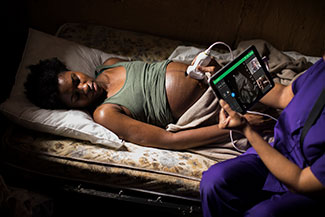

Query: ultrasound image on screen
<box><xmin>210</xmin><ymin>47</ymin><xmax>274</xmax><ymax>113</ymax></box>
<box><xmin>228</xmin><ymin>65</ymin><xmax>259</xmax><ymax>107</ymax></box>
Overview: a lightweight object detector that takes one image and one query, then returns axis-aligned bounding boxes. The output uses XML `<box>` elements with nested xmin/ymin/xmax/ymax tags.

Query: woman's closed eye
<box><xmin>71</xmin><ymin>73</ymin><xmax>80</xmax><ymax>87</ymax></box>
<box><xmin>71</xmin><ymin>73</ymin><xmax>80</xmax><ymax>103</ymax></box>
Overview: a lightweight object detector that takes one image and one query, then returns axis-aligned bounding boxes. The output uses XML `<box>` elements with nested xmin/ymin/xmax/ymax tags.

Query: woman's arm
<box><xmin>219</xmin><ymin>99</ymin><xmax>325</xmax><ymax>195</ymax></box>
<box><xmin>93</xmin><ymin>103</ymin><xmax>230</xmax><ymax>150</ymax></box>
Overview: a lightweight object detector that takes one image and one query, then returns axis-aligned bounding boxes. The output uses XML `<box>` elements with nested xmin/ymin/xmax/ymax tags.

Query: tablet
<box><xmin>209</xmin><ymin>45</ymin><xmax>274</xmax><ymax>114</ymax></box>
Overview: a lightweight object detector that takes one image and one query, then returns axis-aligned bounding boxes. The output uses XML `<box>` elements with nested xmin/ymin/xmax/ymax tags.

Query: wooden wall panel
<box><xmin>26</xmin><ymin>0</ymin><xmax>325</xmax><ymax>56</ymax></box>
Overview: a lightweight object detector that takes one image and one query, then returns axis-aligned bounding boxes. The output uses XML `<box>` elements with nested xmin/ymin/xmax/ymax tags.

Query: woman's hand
<box><xmin>218</xmin><ymin>99</ymin><xmax>249</xmax><ymax>133</ymax></box>
<box><xmin>219</xmin><ymin>99</ymin><xmax>276</xmax><ymax>134</ymax></box>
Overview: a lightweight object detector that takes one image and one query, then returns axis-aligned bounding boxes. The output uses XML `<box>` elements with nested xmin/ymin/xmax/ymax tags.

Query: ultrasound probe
<box><xmin>186</xmin><ymin>42</ymin><xmax>234</xmax><ymax>80</ymax></box>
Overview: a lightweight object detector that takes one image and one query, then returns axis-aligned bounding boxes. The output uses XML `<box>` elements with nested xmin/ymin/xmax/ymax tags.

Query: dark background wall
<box><xmin>24</xmin><ymin>0</ymin><xmax>325</xmax><ymax>56</ymax></box>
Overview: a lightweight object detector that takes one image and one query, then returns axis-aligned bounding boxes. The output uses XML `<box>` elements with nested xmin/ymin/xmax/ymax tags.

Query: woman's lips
<box><xmin>88</xmin><ymin>81</ymin><xmax>101</xmax><ymax>99</ymax></box>
<box><xmin>93</xmin><ymin>81</ymin><xmax>98</xmax><ymax>92</ymax></box>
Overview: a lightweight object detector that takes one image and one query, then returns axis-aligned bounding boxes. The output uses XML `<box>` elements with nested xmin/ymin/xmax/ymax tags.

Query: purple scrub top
<box><xmin>246</xmin><ymin>58</ymin><xmax>325</xmax><ymax>192</ymax></box>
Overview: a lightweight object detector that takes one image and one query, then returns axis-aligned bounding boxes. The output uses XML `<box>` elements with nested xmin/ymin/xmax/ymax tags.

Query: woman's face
<box><xmin>57</xmin><ymin>71</ymin><xmax>104</xmax><ymax>108</ymax></box>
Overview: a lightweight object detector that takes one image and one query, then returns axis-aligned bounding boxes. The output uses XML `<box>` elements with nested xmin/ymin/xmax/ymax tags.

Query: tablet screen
<box><xmin>209</xmin><ymin>45</ymin><xmax>274</xmax><ymax>114</ymax></box>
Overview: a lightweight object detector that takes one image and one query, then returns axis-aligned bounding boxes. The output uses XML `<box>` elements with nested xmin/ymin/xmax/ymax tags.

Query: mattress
<box><xmin>2</xmin><ymin>123</ymin><xmax>218</xmax><ymax>197</ymax></box>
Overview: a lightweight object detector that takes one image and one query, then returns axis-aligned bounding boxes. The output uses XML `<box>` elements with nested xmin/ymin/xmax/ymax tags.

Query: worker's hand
<box><xmin>190</xmin><ymin>55</ymin><xmax>222</xmax><ymax>75</ymax></box>
<box><xmin>196</xmin><ymin>65</ymin><xmax>219</xmax><ymax>74</ymax></box>
<box><xmin>218</xmin><ymin>99</ymin><xmax>249</xmax><ymax>133</ymax></box>
<box><xmin>244</xmin><ymin>113</ymin><xmax>275</xmax><ymax>134</ymax></box>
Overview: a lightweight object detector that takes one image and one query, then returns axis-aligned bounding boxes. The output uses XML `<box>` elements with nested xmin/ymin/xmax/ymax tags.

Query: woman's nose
<box><xmin>78</xmin><ymin>82</ymin><xmax>89</xmax><ymax>94</ymax></box>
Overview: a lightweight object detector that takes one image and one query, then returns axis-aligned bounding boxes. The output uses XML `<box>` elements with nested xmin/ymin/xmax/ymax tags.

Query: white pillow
<box><xmin>0</xmin><ymin>28</ymin><xmax>126</xmax><ymax>149</ymax></box>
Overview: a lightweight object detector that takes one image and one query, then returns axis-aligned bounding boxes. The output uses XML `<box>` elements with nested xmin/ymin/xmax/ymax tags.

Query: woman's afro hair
<box><xmin>24</xmin><ymin>57</ymin><xmax>69</xmax><ymax>109</ymax></box>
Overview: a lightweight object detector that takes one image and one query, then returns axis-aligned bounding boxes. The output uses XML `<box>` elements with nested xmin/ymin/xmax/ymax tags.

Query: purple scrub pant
<box><xmin>200</xmin><ymin>154</ymin><xmax>323</xmax><ymax>217</ymax></box>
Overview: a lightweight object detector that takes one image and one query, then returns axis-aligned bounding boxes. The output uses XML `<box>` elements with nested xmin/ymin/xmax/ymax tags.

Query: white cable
<box><xmin>229</xmin><ymin>130</ymin><xmax>246</xmax><ymax>153</ymax></box>
<box><xmin>206</xmin><ymin>41</ymin><xmax>234</xmax><ymax>61</ymax></box>
<box><xmin>230</xmin><ymin>111</ymin><xmax>278</xmax><ymax>152</ymax></box>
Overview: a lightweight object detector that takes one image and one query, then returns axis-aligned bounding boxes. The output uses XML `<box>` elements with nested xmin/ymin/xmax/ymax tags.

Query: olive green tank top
<box><xmin>95</xmin><ymin>60</ymin><xmax>174</xmax><ymax>128</ymax></box>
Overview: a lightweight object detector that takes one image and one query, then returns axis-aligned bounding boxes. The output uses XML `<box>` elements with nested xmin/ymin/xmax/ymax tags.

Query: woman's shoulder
<box><xmin>95</xmin><ymin>58</ymin><xmax>129</xmax><ymax>77</ymax></box>
<box><xmin>93</xmin><ymin>103</ymin><xmax>119</xmax><ymax>122</ymax></box>
<box><xmin>93</xmin><ymin>103</ymin><xmax>131</xmax><ymax>122</ymax></box>
<box><xmin>103</xmin><ymin>57</ymin><xmax>129</xmax><ymax>66</ymax></box>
